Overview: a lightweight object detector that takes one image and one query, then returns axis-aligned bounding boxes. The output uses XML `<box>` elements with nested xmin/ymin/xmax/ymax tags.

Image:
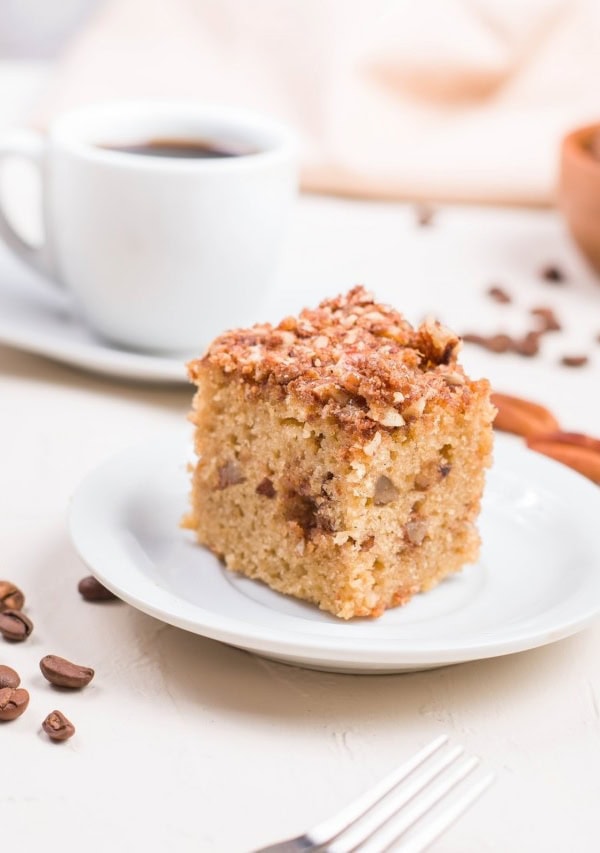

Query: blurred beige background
<box><xmin>2</xmin><ymin>0</ymin><xmax>600</xmax><ymax>204</ymax></box>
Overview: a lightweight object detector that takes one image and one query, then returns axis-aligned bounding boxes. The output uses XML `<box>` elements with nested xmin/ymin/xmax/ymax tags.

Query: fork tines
<box><xmin>307</xmin><ymin>735</ymin><xmax>493</xmax><ymax>852</ymax></box>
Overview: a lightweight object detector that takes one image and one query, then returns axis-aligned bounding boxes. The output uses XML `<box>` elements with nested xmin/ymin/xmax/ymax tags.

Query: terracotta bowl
<box><xmin>560</xmin><ymin>123</ymin><xmax>600</xmax><ymax>275</ymax></box>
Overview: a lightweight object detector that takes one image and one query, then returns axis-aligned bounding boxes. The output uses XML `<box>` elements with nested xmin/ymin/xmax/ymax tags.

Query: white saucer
<box><xmin>68</xmin><ymin>430</ymin><xmax>600</xmax><ymax>674</ymax></box>
<box><xmin>0</xmin><ymin>264</ymin><xmax>188</xmax><ymax>383</ymax></box>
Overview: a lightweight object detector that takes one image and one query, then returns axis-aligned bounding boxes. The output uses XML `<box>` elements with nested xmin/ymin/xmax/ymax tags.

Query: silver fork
<box><xmin>254</xmin><ymin>735</ymin><xmax>494</xmax><ymax>852</ymax></box>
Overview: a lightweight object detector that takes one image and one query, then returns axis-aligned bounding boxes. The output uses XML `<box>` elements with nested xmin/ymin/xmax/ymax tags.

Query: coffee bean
<box><xmin>0</xmin><ymin>686</ymin><xmax>29</xmax><ymax>721</ymax></box>
<box><xmin>78</xmin><ymin>576</ymin><xmax>117</xmax><ymax>602</ymax></box>
<box><xmin>40</xmin><ymin>655</ymin><xmax>94</xmax><ymax>689</ymax></box>
<box><xmin>540</xmin><ymin>264</ymin><xmax>565</xmax><ymax>283</ymax></box>
<box><xmin>462</xmin><ymin>332</ymin><xmax>513</xmax><ymax>353</ymax></box>
<box><xmin>488</xmin><ymin>334</ymin><xmax>515</xmax><ymax>353</ymax></box>
<box><xmin>0</xmin><ymin>581</ymin><xmax>25</xmax><ymax>612</ymax></box>
<box><xmin>513</xmin><ymin>331</ymin><xmax>542</xmax><ymax>357</ymax></box>
<box><xmin>0</xmin><ymin>610</ymin><xmax>33</xmax><ymax>642</ymax></box>
<box><xmin>42</xmin><ymin>710</ymin><xmax>75</xmax><ymax>741</ymax></box>
<box><xmin>487</xmin><ymin>285</ymin><xmax>512</xmax><ymax>304</ymax></box>
<box><xmin>530</xmin><ymin>306</ymin><xmax>561</xmax><ymax>333</ymax></box>
<box><xmin>462</xmin><ymin>333</ymin><xmax>487</xmax><ymax>347</ymax></box>
<box><xmin>561</xmin><ymin>354</ymin><xmax>589</xmax><ymax>367</ymax></box>
<box><xmin>474</xmin><ymin>333</ymin><xmax>513</xmax><ymax>353</ymax></box>
<box><xmin>0</xmin><ymin>664</ymin><xmax>20</xmax><ymax>689</ymax></box>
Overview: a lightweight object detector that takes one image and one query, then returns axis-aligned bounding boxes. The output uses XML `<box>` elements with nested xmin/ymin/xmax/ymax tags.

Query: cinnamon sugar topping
<box><xmin>188</xmin><ymin>287</ymin><xmax>471</xmax><ymax>430</ymax></box>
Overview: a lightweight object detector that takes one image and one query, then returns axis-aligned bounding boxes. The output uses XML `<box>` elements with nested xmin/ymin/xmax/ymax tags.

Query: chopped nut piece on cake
<box><xmin>184</xmin><ymin>287</ymin><xmax>495</xmax><ymax>619</ymax></box>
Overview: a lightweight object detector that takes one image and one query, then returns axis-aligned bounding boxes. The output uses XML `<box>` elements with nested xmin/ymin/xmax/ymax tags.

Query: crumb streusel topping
<box><xmin>188</xmin><ymin>287</ymin><xmax>473</xmax><ymax>432</ymax></box>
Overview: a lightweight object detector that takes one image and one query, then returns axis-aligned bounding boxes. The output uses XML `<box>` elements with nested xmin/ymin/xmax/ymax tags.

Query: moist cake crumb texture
<box><xmin>184</xmin><ymin>286</ymin><xmax>495</xmax><ymax>619</ymax></box>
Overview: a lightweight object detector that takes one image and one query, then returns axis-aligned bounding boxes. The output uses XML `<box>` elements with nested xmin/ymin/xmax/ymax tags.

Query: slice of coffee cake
<box><xmin>184</xmin><ymin>287</ymin><xmax>494</xmax><ymax>619</ymax></box>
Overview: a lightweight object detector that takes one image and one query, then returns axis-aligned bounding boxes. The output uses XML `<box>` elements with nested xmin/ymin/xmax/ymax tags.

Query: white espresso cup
<box><xmin>0</xmin><ymin>101</ymin><xmax>298</xmax><ymax>353</ymax></box>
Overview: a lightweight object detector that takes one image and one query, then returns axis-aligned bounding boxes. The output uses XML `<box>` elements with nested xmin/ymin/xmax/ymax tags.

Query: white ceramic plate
<box><xmin>0</xmin><ymin>271</ymin><xmax>188</xmax><ymax>383</ymax></box>
<box><xmin>68</xmin><ymin>430</ymin><xmax>600</xmax><ymax>673</ymax></box>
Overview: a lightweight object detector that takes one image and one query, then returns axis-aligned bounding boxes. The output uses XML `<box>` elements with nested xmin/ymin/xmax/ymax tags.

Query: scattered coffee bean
<box><xmin>0</xmin><ymin>581</ymin><xmax>25</xmax><ymax>613</ymax></box>
<box><xmin>0</xmin><ymin>664</ymin><xmax>20</xmax><ymax>689</ymax></box>
<box><xmin>78</xmin><ymin>576</ymin><xmax>117</xmax><ymax>602</ymax></box>
<box><xmin>464</xmin><ymin>329</ymin><xmax>547</xmax><ymax>358</ymax></box>
<box><xmin>486</xmin><ymin>333</ymin><xmax>513</xmax><ymax>353</ymax></box>
<box><xmin>513</xmin><ymin>331</ymin><xmax>542</xmax><ymax>357</ymax></box>
<box><xmin>540</xmin><ymin>264</ymin><xmax>565</xmax><ymax>283</ymax></box>
<box><xmin>561</xmin><ymin>355</ymin><xmax>589</xmax><ymax>367</ymax></box>
<box><xmin>414</xmin><ymin>203</ymin><xmax>435</xmax><ymax>227</ymax></box>
<box><xmin>462</xmin><ymin>332</ymin><xmax>486</xmax><ymax>346</ymax></box>
<box><xmin>0</xmin><ymin>686</ymin><xmax>29</xmax><ymax>721</ymax></box>
<box><xmin>530</xmin><ymin>306</ymin><xmax>561</xmax><ymax>332</ymax></box>
<box><xmin>42</xmin><ymin>710</ymin><xmax>75</xmax><ymax>741</ymax></box>
<box><xmin>40</xmin><ymin>655</ymin><xmax>94</xmax><ymax>689</ymax></box>
<box><xmin>0</xmin><ymin>610</ymin><xmax>33</xmax><ymax>642</ymax></box>
<box><xmin>487</xmin><ymin>285</ymin><xmax>512</xmax><ymax>304</ymax></box>
<box><xmin>462</xmin><ymin>333</ymin><xmax>513</xmax><ymax>353</ymax></box>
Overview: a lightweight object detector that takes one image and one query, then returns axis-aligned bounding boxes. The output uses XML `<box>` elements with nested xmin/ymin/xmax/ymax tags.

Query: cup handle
<box><xmin>0</xmin><ymin>129</ymin><xmax>54</xmax><ymax>280</ymax></box>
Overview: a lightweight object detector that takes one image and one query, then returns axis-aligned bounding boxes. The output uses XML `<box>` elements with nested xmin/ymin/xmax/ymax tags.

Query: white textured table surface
<box><xmin>1</xmin><ymin>67</ymin><xmax>600</xmax><ymax>853</ymax></box>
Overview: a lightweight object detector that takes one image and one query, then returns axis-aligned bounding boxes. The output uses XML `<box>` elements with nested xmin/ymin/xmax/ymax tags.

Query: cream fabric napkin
<box><xmin>35</xmin><ymin>0</ymin><xmax>600</xmax><ymax>205</ymax></box>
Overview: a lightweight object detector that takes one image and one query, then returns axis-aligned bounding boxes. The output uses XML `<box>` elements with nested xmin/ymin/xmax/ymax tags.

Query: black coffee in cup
<box><xmin>101</xmin><ymin>138</ymin><xmax>256</xmax><ymax>159</ymax></box>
